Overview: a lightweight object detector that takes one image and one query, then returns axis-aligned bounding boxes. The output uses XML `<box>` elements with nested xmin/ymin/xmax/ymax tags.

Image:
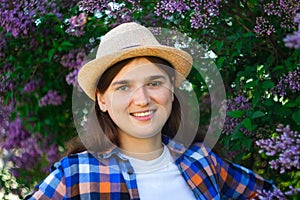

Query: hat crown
<box><xmin>97</xmin><ymin>22</ymin><xmax>160</xmax><ymax>58</ymax></box>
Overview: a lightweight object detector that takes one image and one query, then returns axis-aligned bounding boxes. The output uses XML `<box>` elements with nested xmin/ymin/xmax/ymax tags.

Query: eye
<box><xmin>148</xmin><ymin>81</ymin><xmax>161</xmax><ymax>87</ymax></box>
<box><xmin>116</xmin><ymin>85</ymin><xmax>129</xmax><ymax>91</ymax></box>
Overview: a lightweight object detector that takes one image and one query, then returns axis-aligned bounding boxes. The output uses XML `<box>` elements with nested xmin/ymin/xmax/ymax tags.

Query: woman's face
<box><xmin>97</xmin><ymin>57</ymin><xmax>174</xmax><ymax>140</ymax></box>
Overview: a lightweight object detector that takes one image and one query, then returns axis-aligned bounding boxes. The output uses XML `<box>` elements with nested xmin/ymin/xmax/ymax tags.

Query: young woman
<box><xmin>27</xmin><ymin>22</ymin><xmax>275</xmax><ymax>200</ymax></box>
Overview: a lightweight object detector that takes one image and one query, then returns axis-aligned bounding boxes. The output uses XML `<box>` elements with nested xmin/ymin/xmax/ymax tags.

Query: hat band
<box><xmin>121</xmin><ymin>44</ymin><xmax>141</xmax><ymax>50</ymax></box>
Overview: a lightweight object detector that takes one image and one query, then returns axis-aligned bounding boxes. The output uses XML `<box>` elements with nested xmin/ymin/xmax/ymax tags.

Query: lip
<box><xmin>130</xmin><ymin>110</ymin><xmax>156</xmax><ymax>121</ymax></box>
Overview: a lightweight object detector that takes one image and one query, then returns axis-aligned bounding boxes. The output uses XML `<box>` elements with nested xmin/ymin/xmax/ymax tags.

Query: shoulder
<box><xmin>50</xmin><ymin>151</ymin><xmax>100</xmax><ymax>174</ymax></box>
<box><xmin>184</xmin><ymin>142</ymin><xmax>220</xmax><ymax>166</ymax></box>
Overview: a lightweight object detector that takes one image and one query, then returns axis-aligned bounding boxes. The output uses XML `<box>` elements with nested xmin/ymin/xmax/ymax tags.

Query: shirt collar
<box><xmin>92</xmin><ymin>135</ymin><xmax>188</xmax><ymax>161</ymax></box>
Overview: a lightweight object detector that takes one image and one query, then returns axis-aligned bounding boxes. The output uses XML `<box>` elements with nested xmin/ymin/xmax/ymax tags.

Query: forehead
<box><xmin>112</xmin><ymin>57</ymin><xmax>170</xmax><ymax>81</ymax></box>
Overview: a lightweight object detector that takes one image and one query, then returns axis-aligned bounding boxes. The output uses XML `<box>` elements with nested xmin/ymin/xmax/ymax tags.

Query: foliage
<box><xmin>0</xmin><ymin>0</ymin><xmax>299</xmax><ymax>199</ymax></box>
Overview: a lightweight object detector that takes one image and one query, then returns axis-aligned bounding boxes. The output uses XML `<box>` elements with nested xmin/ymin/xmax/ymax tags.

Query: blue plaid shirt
<box><xmin>27</xmin><ymin>137</ymin><xmax>274</xmax><ymax>199</ymax></box>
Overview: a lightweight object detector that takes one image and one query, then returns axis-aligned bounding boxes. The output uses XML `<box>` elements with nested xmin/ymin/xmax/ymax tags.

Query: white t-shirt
<box><xmin>119</xmin><ymin>145</ymin><xmax>196</xmax><ymax>200</ymax></box>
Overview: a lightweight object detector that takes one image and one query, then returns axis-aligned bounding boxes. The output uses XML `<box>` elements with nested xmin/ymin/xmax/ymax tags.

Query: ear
<box><xmin>96</xmin><ymin>91</ymin><xmax>107</xmax><ymax>112</ymax></box>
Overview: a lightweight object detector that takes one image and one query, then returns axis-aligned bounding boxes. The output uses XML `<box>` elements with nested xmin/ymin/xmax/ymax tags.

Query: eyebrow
<box><xmin>111</xmin><ymin>75</ymin><xmax>168</xmax><ymax>86</ymax></box>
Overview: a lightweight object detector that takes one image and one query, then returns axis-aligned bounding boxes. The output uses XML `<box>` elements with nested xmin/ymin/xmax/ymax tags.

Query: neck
<box><xmin>119</xmin><ymin>131</ymin><xmax>163</xmax><ymax>161</ymax></box>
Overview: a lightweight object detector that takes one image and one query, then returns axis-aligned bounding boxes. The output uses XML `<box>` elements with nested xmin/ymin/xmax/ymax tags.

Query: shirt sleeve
<box><xmin>25</xmin><ymin>162</ymin><xmax>66</xmax><ymax>200</ymax></box>
<box><xmin>209</xmin><ymin>148</ymin><xmax>275</xmax><ymax>199</ymax></box>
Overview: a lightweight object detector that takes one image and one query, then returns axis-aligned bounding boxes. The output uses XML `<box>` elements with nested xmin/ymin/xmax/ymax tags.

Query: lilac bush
<box><xmin>0</xmin><ymin>0</ymin><xmax>59</xmax><ymax>37</ymax></box>
<box><xmin>271</xmin><ymin>68</ymin><xmax>300</xmax><ymax>98</ymax></box>
<box><xmin>256</xmin><ymin>124</ymin><xmax>300</xmax><ymax>174</ymax></box>
<box><xmin>154</xmin><ymin>0</ymin><xmax>222</xmax><ymax>29</ymax></box>
<box><xmin>284</xmin><ymin>13</ymin><xmax>300</xmax><ymax>49</ymax></box>
<box><xmin>0</xmin><ymin>0</ymin><xmax>299</xmax><ymax>199</ymax></box>
<box><xmin>39</xmin><ymin>90</ymin><xmax>64</xmax><ymax>107</ymax></box>
<box><xmin>222</xmin><ymin>95</ymin><xmax>252</xmax><ymax>136</ymax></box>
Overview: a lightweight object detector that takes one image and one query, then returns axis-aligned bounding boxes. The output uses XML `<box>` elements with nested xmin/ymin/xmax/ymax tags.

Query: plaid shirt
<box><xmin>27</xmin><ymin>137</ymin><xmax>274</xmax><ymax>200</ymax></box>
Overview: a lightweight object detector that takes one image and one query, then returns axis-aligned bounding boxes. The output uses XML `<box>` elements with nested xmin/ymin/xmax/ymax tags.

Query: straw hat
<box><xmin>78</xmin><ymin>22</ymin><xmax>193</xmax><ymax>101</ymax></box>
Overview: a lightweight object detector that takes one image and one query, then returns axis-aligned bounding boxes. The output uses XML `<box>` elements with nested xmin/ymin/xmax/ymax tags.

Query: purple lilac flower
<box><xmin>0</xmin><ymin>99</ymin><xmax>14</xmax><ymax>137</ymax></box>
<box><xmin>1</xmin><ymin>117</ymin><xmax>31</xmax><ymax>150</ymax></box>
<box><xmin>154</xmin><ymin>0</ymin><xmax>222</xmax><ymax>29</ymax></box>
<box><xmin>284</xmin><ymin>13</ymin><xmax>300</xmax><ymax>49</ymax></box>
<box><xmin>46</xmin><ymin>144</ymin><xmax>60</xmax><ymax>164</ymax></box>
<box><xmin>78</xmin><ymin>0</ymin><xmax>113</xmax><ymax>13</ymax></box>
<box><xmin>22</xmin><ymin>78</ymin><xmax>43</xmax><ymax>93</ymax></box>
<box><xmin>285</xmin><ymin>186</ymin><xmax>300</xmax><ymax>196</ymax></box>
<box><xmin>0</xmin><ymin>63</ymin><xmax>15</xmax><ymax>94</ymax></box>
<box><xmin>154</xmin><ymin>0</ymin><xmax>190</xmax><ymax>19</ymax></box>
<box><xmin>189</xmin><ymin>0</ymin><xmax>221</xmax><ymax>29</ymax></box>
<box><xmin>257</xmin><ymin>188</ymin><xmax>286</xmax><ymax>200</ymax></box>
<box><xmin>60</xmin><ymin>49</ymin><xmax>87</xmax><ymax>69</ymax></box>
<box><xmin>39</xmin><ymin>90</ymin><xmax>63</xmax><ymax>107</ymax></box>
<box><xmin>66</xmin><ymin>13</ymin><xmax>87</xmax><ymax>37</ymax></box>
<box><xmin>256</xmin><ymin>124</ymin><xmax>300</xmax><ymax>173</ymax></box>
<box><xmin>271</xmin><ymin>68</ymin><xmax>300</xmax><ymax>98</ymax></box>
<box><xmin>222</xmin><ymin>95</ymin><xmax>252</xmax><ymax>135</ymax></box>
<box><xmin>254</xmin><ymin>17</ymin><xmax>275</xmax><ymax>36</ymax></box>
<box><xmin>0</xmin><ymin>32</ymin><xmax>7</xmax><ymax>58</ymax></box>
<box><xmin>0</xmin><ymin>0</ymin><xmax>59</xmax><ymax>37</ymax></box>
<box><xmin>78</xmin><ymin>0</ymin><xmax>139</xmax><ymax>21</ymax></box>
<box><xmin>66</xmin><ymin>68</ymin><xmax>80</xmax><ymax>88</ymax></box>
<box><xmin>61</xmin><ymin>49</ymin><xmax>87</xmax><ymax>88</ymax></box>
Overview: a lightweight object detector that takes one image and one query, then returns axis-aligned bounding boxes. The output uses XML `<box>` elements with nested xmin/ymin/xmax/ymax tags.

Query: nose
<box><xmin>131</xmin><ymin>86</ymin><xmax>150</xmax><ymax>106</ymax></box>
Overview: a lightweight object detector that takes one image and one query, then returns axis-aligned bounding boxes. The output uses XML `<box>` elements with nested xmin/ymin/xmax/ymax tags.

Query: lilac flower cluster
<box><xmin>257</xmin><ymin>188</ymin><xmax>286</xmax><ymax>200</ymax></box>
<box><xmin>254</xmin><ymin>17</ymin><xmax>275</xmax><ymax>36</ymax></box>
<box><xmin>0</xmin><ymin>32</ymin><xmax>7</xmax><ymax>59</ymax></box>
<box><xmin>78</xmin><ymin>0</ymin><xmax>113</xmax><ymax>13</ymax></box>
<box><xmin>78</xmin><ymin>0</ymin><xmax>138</xmax><ymax>27</ymax></box>
<box><xmin>254</xmin><ymin>1</ymin><xmax>299</xmax><ymax>37</ymax></box>
<box><xmin>284</xmin><ymin>13</ymin><xmax>300</xmax><ymax>49</ymax></box>
<box><xmin>0</xmin><ymin>100</ymin><xmax>14</xmax><ymax>138</ymax></box>
<box><xmin>39</xmin><ymin>90</ymin><xmax>63</xmax><ymax>107</ymax></box>
<box><xmin>256</xmin><ymin>124</ymin><xmax>300</xmax><ymax>174</ymax></box>
<box><xmin>10</xmin><ymin>136</ymin><xmax>43</xmax><ymax>171</ymax></box>
<box><xmin>1</xmin><ymin>117</ymin><xmax>30</xmax><ymax>150</ymax></box>
<box><xmin>22</xmin><ymin>78</ymin><xmax>43</xmax><ymax>93</ymax></box>
<box><xmin>257</xmin><ymin>186</ymin><xmax>300</xmax><ymax>199</ymax></box>
<box><xmin>0</xmin><ymin>0</ymin><xmax>59</xmax><ymax>37</ymax></box>
<box><xmin>154</xmin><ymin>0</ymin><xmax>222</xmax><ymax>29</ymax></box>
<box><xmin>263</xmin><ymin>1</ymin><xmax>299</xmax><ymax>29</ymax></box>
<box><xmin>0</xmin><ymin>63</ymin><xmax>14</xmax><ymax>94</ymax></box>
<box><xmin>271</xmin><ymin>68</ymin><xmax>300</xmax><ymax>98</ymax></box>
<box><xmin>61</xmin><ymin>49</ymin><xmax>86</xmax><ymax>69</ymax></box>
<box><xmin>154</xmin><ymin>0</ymin><xmax>190</xmax><ymax>19</ymax></box>
<box><xmin>189</xmin><ymin>0</ymin><xmax>221</xmax><ymax>29</ymax></box>
<box><xmin>0</xmin><ymin>98</ymin><xmax>60</xmax><ymax>178</ymax></box>
<box><xmin>60</xmin><ymin>49</ymin><xmax>87</xmax><ymax>88</ymax></box>
<box><xmin>222</xmin><ymin>95</ymin><xmax>252</xmax><ymax>135</ymax></box>
<box><xmin>66</xmin><ymin>13</ymin><xmax>87</xmax><ymax>37</ymax></box>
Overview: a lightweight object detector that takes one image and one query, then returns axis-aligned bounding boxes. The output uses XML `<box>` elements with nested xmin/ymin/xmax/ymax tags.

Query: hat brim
<box><xmin>78</xmin><ymin>45</ymin><xmax>193</xmax><ymax>101</ymax></box>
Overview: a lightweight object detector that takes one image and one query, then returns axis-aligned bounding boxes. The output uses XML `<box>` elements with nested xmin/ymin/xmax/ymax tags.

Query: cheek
<box><xmin>105</xmin><ymin>94</ymin><xmax>129</xmax><ymax>112</ymax></box>
<box><xmin>153</xmin><ymin>89</ymin><xmax>173</xmax><ymax>104</ymax></box>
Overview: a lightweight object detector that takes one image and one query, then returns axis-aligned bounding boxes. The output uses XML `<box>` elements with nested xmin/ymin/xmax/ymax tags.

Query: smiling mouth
<box><xmin>130</xmin><ymin>110</ymin><xmax>155</xmax><ymax>117</ymax></box>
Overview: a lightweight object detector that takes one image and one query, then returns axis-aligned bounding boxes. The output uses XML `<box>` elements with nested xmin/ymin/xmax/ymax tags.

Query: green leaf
<box><xmin>227</xmin><ymin>110</ymin><xmax>245</xmax><ymax>118</ymax></box>
<box><xmin>242</xmin><ymin>138</ymin><xmax>252</xmax><ymax>150</ymax></box>
<box><xmin>263</xmin><ymin>98</ymin><xmax>274</xmax><ymax>106</ymax></box>
<box><xmin>242</xmin><ymin>118</ymin><xmax>252</xmax><ymax>130</ymax></box>
<box><xmin>295</xmin><ymin>96</ymin><xmax>300</xmax><ymax>105</ymax></box>
<box><xmin>292</xmin><ymin>110</ymin><xmax>300</xmax><ymax>124</ymax></box>
<box><xmin>261</xmin><ymin>80</ymin><xmax>274</xmax><ymax>89</ymax></box>
<box><xmin>251</xmin><ymin>111</ymin><xmax>265</xmax><ymax>119</ymax></box>
<box><xmin>215</xmin><ymin>40</ymin><xmax>224</xmax><ymax>52</ymax></box>
<box><xmin>284</xmin><ymin>102</ymin><xmax>297</xmax><ymax>108</ymax></box>
<box><xmin>58</xmin><ymin>41</ymin><xmax>73</xmax><ymax>51</ymax></box>
<box><xmin>48</xmin><ymin>48</ymin><xmax>56</xmax><ymax>61</ymax></box>
<box><xmin>216</xmin><ymin>57</ymin><xmax>226</xmax><ymax>67</ymax></box>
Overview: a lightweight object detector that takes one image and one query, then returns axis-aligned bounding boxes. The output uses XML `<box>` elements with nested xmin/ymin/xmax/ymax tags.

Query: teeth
<box><xmin>132</xmin><ymin>110</ymin><xmax>153</xmax><ymax>117</ymax></box>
